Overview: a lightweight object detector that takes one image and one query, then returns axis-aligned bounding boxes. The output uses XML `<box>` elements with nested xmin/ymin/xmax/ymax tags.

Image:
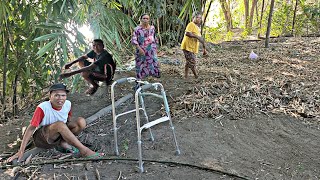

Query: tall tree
<box><xmin>244</xmin><ymin>0</ymin><xmax>249</xmax><ymax>28</ymax></box>
<box><xmin>249</xmin><ymin>0</ymin><xmax>258</xmax><ymax>29</ymax></box>
<box><xmin>244</xmin><ymin>0</ymin><xmax>258</xmax><ymax>32</ymax></box>
<box><xmin>219</xmin><ymin>0</ymin><xmax>233</xmax><ymax>31</ymax></box>
<box><xmin>1</xmin><ymin>39</ymin><xmax>9</xmax><ymax>117</ymax></box>
<box><xmin>258</xmin><ymin>0</ymin><xmax>266</xmax><ymax>38</ymax></box>
<box><xmin>265</xmin><ymin>0</ymin><xmax>276</xmax><ymax>48</ymax></box>
<box><xmin>291</xmin><ymin>0</ymin><xmax>299</xmax><ymax>35</ymax></box>
<box><xmin>202</xmin><ymin>0</ymin><xmax>214</xmax><ymax>34</ymax></box>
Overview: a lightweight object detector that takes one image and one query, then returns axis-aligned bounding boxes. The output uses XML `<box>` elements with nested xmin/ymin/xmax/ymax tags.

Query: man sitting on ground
<box><xmin>7</xmin><ymin>83</ymin><xmax>103</xmax><ymax>163</ymax></box>
<box><xmin>60</xmin><ymin>39</ymin><xmax>116</xmax><ymax>95</ymax></box>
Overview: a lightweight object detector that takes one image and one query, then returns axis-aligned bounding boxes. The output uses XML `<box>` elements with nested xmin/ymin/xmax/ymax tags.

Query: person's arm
<box><xmin>64</xmin><ymin>55</ymin><xmax>88</xmax><ymax>69</ymax></box>
<box><xmin>185</xmin><ymin>32</ymin><xmax>207</xmax><ymax>55</ymax></box>
<box><xmin>60</xmin><ymin>63</ymin><xmax>97</xmax><ymax>79</ymax></box>
<box><xmin>132</xmin><ymin>28</ymin><xmax>145</xmax><ymax>56</ymax></box>
<box><xmin>185</xmin><ymin>32</ymin><xmax>204</xmax><ymax>44</ymax></box>
<box><xmin>6</xmin><ymin>125</ymin><xmax>36</xmax><ymax>163</ymax></box>
<box><xmin>67</xmin><ymin>106</ymin><xmax>72</xmax><ymax>123</ymax></box>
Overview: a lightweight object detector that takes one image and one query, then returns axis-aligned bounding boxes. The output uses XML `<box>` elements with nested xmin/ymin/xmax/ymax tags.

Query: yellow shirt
<box><xmin>180</xmin><ymin>22</ymin><xmax>201</xmax><ymax>53</ymax></box>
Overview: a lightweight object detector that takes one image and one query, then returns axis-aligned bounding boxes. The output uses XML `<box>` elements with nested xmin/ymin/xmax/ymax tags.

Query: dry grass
<box><xmin>164</xmin><ymin>37</ymin><xmax>320</xmax><ymax>124</ymax></box>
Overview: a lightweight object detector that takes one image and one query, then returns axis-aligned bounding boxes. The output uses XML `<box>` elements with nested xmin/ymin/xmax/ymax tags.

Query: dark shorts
<box><xmin>33</xmin><ymin>126</ymin><xmax>62</xmax><ymax>149</ymax></box>
<box><xmin>183</xmin><ymin>50</ymin><xmax>196</xmax><ymax>68</ymax></box>
<box><xmin>83</xmin><ymin>60</ymin><xmax>115</xmax><ymax>84</ymax></box>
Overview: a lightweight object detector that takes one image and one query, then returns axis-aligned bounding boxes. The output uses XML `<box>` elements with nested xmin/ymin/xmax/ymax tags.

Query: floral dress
<box><xmin>132</xmin><ymin>25</ymin><xmax>160</xmax><ymax>79</ymax></box>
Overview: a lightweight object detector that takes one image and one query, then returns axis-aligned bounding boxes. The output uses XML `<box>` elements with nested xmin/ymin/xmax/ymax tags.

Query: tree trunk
<box><xmin>265</xmin><ymin>0</ymin><xmax>275</xmax><ymax>48</ymax></box>
<box><xmin>244</xmin><ymin>0</ymin><xmax>249</xmax><ymax>29</ymax></box>
<box><xmin>226</xmin><ymin>1</ymin><xmax>233</xmax><ymax>30</ymax></box>
<box><xmin>255</xmin><ymin>1</ymin><xmax>259</xmax><ymax>24</ymax></box>
<box><xmin>249</xmin><ymin>0</ymin><xmax>258</xmax><ymax>31</ymax></box>
<box><xmin>2</xmin><ymin>39</ymin><xmax>9</xmax><ymax>117</ymax></box>
<box><xmin>258</xmin><ymin>0</ymin><xmax>265</xmax><ymax>38</ymax></box>
<box><xmin>202</xmin><ymin>0</ymin><xmax>213</xmax><ymax>34</ymax></box>
<box><xmin>291</xmin><ymin>0</ymin><xmax>298</xmax><ymax>35</ymax></box>
<box><xmin>157</xmin><ymin>18</ymin><xmax>163</xmax><ymax>47</ymax></box>
<box><xmin>219</xmin><ymin>0</ymin><xmax>233</xmax><ymax>31</ymax></box>
<box><xmin>12</xmin><ymin>74</ymin><xmax>19</xmax><ymax>116</ymax></box>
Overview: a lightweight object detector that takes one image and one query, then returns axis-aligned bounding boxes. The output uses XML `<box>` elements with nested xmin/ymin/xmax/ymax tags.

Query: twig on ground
<box><xmin>63</xmin><ymin>173</ymin><xmax>70</xmax><ymax>180</ymax></box>
<box><xmin>95</xmin><ymin>168</ymin><xmax>101</xmax><ymax>180</ymax></box>
<box><xmin>27</xmin><ymin>167</ymin><xmax>39</xmax><ymax>180</ymax></box>
<box><xmin>117</xmin><ymin>171</ymin><xmax>122</xmax><ymax>180</ymax></box>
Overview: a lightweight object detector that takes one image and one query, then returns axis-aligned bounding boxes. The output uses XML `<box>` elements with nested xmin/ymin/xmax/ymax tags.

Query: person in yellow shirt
<box><xmin>181</xmin><ymin>12</ymin><xmax>207</xmax><ymax>79</ymax></box>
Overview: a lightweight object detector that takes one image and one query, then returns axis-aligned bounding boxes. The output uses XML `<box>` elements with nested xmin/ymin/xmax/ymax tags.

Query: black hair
<box><xmin>93</xmin><ymin>39</ymin><xmax>104</xmax><ymax>47</ymax></box>
<box><xmin>140</xmin><ymin>13</ymin><xmax>149</xmax><ymax>20</ymax></box>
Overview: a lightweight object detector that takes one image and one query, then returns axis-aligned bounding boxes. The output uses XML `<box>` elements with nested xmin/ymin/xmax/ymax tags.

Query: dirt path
<box><xmin>1</xmin><ymin>111</ymin><xmax>318</xmax><ymax>179</ymax></box>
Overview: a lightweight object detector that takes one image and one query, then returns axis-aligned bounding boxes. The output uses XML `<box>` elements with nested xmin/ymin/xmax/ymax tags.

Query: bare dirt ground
<box><xmin>0</xmin><ymin>37</ymin><xmax>319</xmax><ymax>180</ymax></box>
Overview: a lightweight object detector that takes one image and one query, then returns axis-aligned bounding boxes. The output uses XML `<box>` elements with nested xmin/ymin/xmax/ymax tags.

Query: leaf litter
<box><xmin>164</xmin><ymin>37</ymin><xmax>319</xmax><ymax>125</ymax></box>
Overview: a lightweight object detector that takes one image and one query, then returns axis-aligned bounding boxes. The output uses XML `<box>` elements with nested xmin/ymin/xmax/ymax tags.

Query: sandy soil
<box><xmin>0</xmin><ymin>37</ymin><xmax>319</xmax><ymax>180</ymax></box>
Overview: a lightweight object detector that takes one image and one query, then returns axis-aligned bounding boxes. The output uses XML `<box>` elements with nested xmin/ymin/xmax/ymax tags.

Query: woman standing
<box><xmin>181</xmin><ymin>12</ymin><xmax>207</xmax><ymax>79</ymax></box>
<box><xmin>132</xmin><ymin>14</ymin><xmax>160</xmax><ymax>80</ymax></box>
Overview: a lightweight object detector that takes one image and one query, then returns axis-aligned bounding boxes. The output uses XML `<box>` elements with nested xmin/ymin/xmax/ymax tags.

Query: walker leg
<box><xmin>137</xmin><ymin>140</ymin><xmax>144</xmax><ymax>173</ymax></box>
<box><xmin>113</xmin><ymin>120</ymin><xmax>119</xmax><ymax>156</ymax></box>
<box><xmin>170</xmin><ymin>124</ymin><xmax>181</xmax><ymax>155</ymax></box>
<box><xmin>162</xmin><ymin>90</ymin><xmax>181</xmax><ymax>155</ymax></box>
<box><xmin>139</xmin><ymin>93</ymin><xmax>155</xmax><ymax>141</ymax></box>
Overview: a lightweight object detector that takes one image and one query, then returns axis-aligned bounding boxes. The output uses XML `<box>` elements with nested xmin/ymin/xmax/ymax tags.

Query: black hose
<box><xmin>2</xmin><ymin>157</ymin><xmax>249</xmax><ymax>179</ymax></box>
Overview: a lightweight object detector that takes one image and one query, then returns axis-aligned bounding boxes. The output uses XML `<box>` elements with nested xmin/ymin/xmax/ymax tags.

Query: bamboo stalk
<box><xmin>157</xmin><ymin>18</ymin><xmax>163</xmax><ymax>47</ymax></box>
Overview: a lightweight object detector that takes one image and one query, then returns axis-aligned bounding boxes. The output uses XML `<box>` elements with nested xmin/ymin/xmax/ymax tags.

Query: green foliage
<box><xmin>203</xmin><ymin>26</ymin><xmax>224</xmax><ymax>43</ymax></box>
<box><xmin>300</xmin><ymin>1</ymin><xmax>320</xmax><ymax>32</ymax></box>
<box><xmin>231</xmin><ymin>1</ymin><xmax>245</xmax><ymax>28</ymax></box>
<box><xmin>122</xmin><ymin>138</ymin><xmax>130</xmax><ymax>151</ymax></box>
<box><xmin>270</xmin><ymin>1</ymin><xmax>291</xmax><ymax>36</ymax></box>
<box><xmin>240</xmin><ymin>29</ymin><xmax>249</xmax><ymax>39</ymax></box>
<box><xmin>0</xmin><ymin>0</ymin><xmax>136</xmax><ymax>117</ymax></box>
<box><xmin>225</xmin><ymin>31</ymin><xmax>234</xmax><ymax>41</ymax></box>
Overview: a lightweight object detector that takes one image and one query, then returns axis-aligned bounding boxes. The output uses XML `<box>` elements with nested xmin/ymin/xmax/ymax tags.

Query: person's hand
<box><xmin>7</xmin><ymin>151</ymin><xmax>24</xmax><ymax>163</ymax></box>
<box><xmin>64</xmin><ymin>62</ymin><xmax>73</xmax><ymax>69</ymax></box>
<box><xmin>59</xmin><ymin>72</ymin><xmax>72</xmax><ymax>80</ymax></box>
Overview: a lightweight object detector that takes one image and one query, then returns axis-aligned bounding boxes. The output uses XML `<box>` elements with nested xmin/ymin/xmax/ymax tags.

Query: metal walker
<box><xmin>111</xmin><ymin>77</ymin><xmax>181</xmax><ymax>172</ymax></box>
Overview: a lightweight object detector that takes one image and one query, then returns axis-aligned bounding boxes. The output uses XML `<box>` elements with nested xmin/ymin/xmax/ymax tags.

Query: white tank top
<box><xmin>38</xmin><ymin>100</ymin><xmax>71</xmax><ymax>127</ymax></box>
